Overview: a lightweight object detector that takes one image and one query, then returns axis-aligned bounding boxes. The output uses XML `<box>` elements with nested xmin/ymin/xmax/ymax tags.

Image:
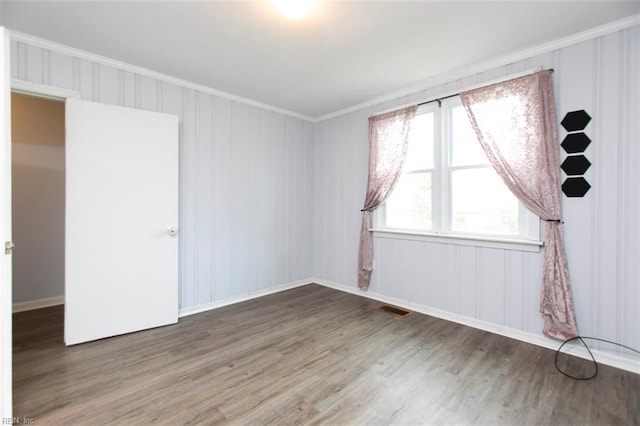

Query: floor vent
<box><xmin>378</xmin><ymin>305</ymin><xmax>412</xmax><ymax>318</ymax></box>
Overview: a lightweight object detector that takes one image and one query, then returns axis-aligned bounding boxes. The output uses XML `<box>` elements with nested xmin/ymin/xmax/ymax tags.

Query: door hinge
<box><xmin>5</xmin><ymin>241</ymin><xmax>15</xmax><ymax>255</ymax></box>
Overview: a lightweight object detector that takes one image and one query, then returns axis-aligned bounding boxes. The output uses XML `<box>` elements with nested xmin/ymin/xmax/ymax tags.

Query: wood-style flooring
<box><xmin>13</xmin><ymin>284</ymin><xmax>640</xmax><ymax>424</ymax></box>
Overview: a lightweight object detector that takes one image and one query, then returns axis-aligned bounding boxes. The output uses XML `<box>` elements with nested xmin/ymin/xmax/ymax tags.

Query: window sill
<box><xmin>370</xmin><ymin>229</ymin><xmax>543</xmax><ymax>252</ymax></box>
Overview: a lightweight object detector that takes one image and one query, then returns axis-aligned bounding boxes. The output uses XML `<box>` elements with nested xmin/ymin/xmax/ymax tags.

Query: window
<box><xmin>377</xmin><ymin>97</ymin><xmax>540</xmax><ymax>246</ymax></box>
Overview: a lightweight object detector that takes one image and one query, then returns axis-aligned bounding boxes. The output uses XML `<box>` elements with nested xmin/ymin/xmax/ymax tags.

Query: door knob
<box><xmin>5</xmin><ymin>241</ymin><xmax>15</xmax><ymax>255</ymax></box>
<box><xmin>168</xmin><ymin>227</ymin><xmax>178</xmax><ymax>237</ymax></box>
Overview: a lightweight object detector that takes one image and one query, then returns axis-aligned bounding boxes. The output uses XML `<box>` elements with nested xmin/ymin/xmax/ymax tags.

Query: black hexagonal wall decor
<box><xmin>561</xmin><ymin>155</ymin><xmax>591</xmax><ymax>176</ymax></box>
<box><xmin>561</xmin><ymin>133</ymin><xmax>591</xmax><ymax>154</ymax></box>
<box><xmin>562</xmin><ymin>177</ymin><xmax>591</xmax><ymax>197</ymax></box>
<box><xmin>561</xmin><ymin>110</ymin><xmax>591</xmax><ymax>132</ymax></box>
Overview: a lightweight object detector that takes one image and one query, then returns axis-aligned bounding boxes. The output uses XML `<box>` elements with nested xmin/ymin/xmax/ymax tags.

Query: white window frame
<box><xmin>373</xmin><ymin>97</ymin><xmax>542</xmax><ymax>253</ymax></box>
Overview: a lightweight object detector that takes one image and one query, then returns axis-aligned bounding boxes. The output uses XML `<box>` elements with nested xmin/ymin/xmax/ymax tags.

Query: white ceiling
<box><xmin>1</xmin><ymin>1</ymin><xmax>638</xmax><ymax>118</ymax></box>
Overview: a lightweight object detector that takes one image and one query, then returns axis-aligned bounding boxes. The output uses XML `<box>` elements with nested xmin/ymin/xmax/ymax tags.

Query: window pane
<box><xmin>404</xmin><ymin>111</ymin><xmax>434</xmax><ymax>171</ymax></box>
<box><xmin>450</xmin><ymin>104</ymin><xmax>488</xmax><ymax>167</ymax></box>
<box><xmin>385</xmin><ymin>172</ymin><xmax>432</xmax><ymax>230</ymax></box>
<box><xmin>451</xmin><ymin>168</ymin><xmax>518</xmax><ymax>235</ymax></box>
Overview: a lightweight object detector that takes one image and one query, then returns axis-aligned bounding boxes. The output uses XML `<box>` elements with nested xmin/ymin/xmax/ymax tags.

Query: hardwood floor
<box><xmin>13</xmin><ymin>284</ymin><xmax>639</xmax><ymax>425</ymax></box>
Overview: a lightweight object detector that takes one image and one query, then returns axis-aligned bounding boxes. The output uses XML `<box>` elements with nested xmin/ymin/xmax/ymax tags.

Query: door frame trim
<box><xmin>1</xmin><ymin>26</ymin><xmax>12</xmax><ymax>420</ymax></box>
<box><xmin>3</xmin><ymin>79</ymin><xmax>79</xmax><ymax>418</ymax></box>
<box><xmin>11</xmin><ymin>79</ymin><xmax>81</xmax><ymax>101</ymax></box>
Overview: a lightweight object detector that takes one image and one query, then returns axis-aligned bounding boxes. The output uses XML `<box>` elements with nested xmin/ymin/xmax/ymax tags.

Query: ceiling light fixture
<box><xmin>272</xmin><ymin>0</ymin><xmax>314</xmax><ymax>20</ymax></box>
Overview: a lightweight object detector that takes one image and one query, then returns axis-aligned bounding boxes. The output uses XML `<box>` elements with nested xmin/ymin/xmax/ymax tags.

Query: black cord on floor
<box><xmin>555</xmin><ymin>336</ymin><xmax>640</xmax><ymax>380</ymax></box>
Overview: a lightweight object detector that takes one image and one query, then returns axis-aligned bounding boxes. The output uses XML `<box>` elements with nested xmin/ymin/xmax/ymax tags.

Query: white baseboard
<box><xmin>309</xmin><ymin>277</ymin><xmax>640</xmax><ymax>375</ymax></box>
<box><xmin>178</xmin><ymin>278</ymin><xmax>313</xmax><ymax>318</ymax></box>
<box><xmin>161</xmin><ymin>276</ymin><xmax>640</xmax><ymax>375</ymax></box>
<box><xmin>13</xmin><ymin>296</ymin><xmax>64</xmax><ymax>313</ymax></box>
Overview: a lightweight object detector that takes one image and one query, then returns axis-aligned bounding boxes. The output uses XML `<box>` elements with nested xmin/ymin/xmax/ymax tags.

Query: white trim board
<box><xmin>13</xmin><ymin>296</ymin><xmax>64</xmax><ymax>313</ymax></box>
<box><xmin>310</xmin><ymin>278</ymin><xmax>640</xmax><ymax>376</ymax></box>
<box><xmin>11</xmin><ymin>79</ymin><xmax>80</xmax><ymax>100</ymax></box>
<box><xmin>12</xmin><ymin>277</ymin><xmax>638</xmax><ymax>376</ymax></box>
<box><xmin>178</xmin><ymin>278</ymin><xmax>312</xmax><ymax>318</ymax></box>
<box><xmin>7</xmin><ymin>30</ymin><xmax>314</xmax><ymax>122</ymax></box>
<box><xmin>7</xmin><ymin>14</ymin><xmax>640</xmax><ymax>123</ymax></box>
<box><xmin>173</xmin><ymin>276</ymin><xmax>639</xmax><ymax>375</ymax></box>
<box><xmin>315</xmin><ymin>14</ymin><xmax>640</xmax><ymax>122</ymax></box>
<box><xmin>1</xmin><ymin>25</ymin><xmax>13</xmax><ymax>420</ymax></box>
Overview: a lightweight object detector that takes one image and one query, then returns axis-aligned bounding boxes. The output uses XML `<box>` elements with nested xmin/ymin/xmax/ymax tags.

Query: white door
<box><xmin>65</xmin><ymin>98</ymin><xmax>179</xmax><ymax>345</ymax></box>
<box><xmin>0</xmin><ymin>26</ymin><xmax>13</xmax><ymax>419</ymax></box>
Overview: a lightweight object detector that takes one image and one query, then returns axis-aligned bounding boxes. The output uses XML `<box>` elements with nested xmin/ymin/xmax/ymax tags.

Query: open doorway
<box><xmin>11</xmin><ymin>92</ymin><xmax>65</xmax><ymax>312</ymax></box>
<box><xmin>11</xmin><ymin>92</ymin><xmax>66</xmax><ymax>416</ymax></box>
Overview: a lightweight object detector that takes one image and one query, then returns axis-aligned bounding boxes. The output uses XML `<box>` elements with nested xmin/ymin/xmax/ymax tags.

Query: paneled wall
<box><xmin>315</xmin><ymin>26</ymin><xmax>640</xmax><ymax>358</ymax></box>
<box><xmin>10</xmin><ymin>40</ymin><xmax>316</xmax><ymax>312</ymax></box>
<box><xmin>8</xmin><ymin>25</ymin><xmax>639</xmax><ymax>365</ymax></box>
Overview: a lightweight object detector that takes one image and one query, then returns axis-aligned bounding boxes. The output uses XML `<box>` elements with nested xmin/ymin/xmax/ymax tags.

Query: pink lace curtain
<box><xmin>460</xmin><ymin>70</ymin><xmax>578</xmax><ymax>340</ymax></box>
<box><xmin>358</xmin><ymin>106</ymin><xmax>417</xmax><ymax>289</ymax></box>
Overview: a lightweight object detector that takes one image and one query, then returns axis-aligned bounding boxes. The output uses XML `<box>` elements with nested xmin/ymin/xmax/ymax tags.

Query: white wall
<box><xmin>10</xmin><ymin>39</ymin><xmax>316</xmax><ymax>312</ymax></box>
<box><xmin>314</xmin><ymin>26</ymin><xmax>640</xmax><ymax>360</ymax></box>
<box><xmin>11</xmin><ymin>93</ymin><xmax>65</xmax><ymax>303</ymax></box>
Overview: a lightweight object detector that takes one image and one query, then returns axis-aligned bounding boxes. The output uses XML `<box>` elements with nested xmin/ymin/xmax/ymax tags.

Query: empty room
<box><xmin>0</xmin><ymin>0</ymin><xmax>639</xmax><ymax>424</ymax></box>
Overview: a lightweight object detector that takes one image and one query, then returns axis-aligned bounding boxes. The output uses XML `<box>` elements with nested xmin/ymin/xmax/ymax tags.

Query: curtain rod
<box><xmin>372</xmin><ymin>67</ymin><xmax>553</xmax><ymax>117</ymax></box>
<box><xmin>417</xmin><ymin>93</ymin><xmax>458</xmax><ymax>108</ymax></box>
<box><xmin>417</xmin><ymin>68</ymin><xmax>555</xmax><ymax>108</ymax></box>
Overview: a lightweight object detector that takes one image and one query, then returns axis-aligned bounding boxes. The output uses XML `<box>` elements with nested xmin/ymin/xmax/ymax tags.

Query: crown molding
<box><xmin>7</xmin><ymin>30</ymin><xmax>315</xmax><ymax>122</ymax></box>
<box><xmin>7</xmin><ymin>13</ymin><xmax>639</xmax><ymax>123</ymax></box>
<box><xmin>315</xmin><ymin>13</ymin><xmax>640</xmax><ymax>122</ymax></box>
